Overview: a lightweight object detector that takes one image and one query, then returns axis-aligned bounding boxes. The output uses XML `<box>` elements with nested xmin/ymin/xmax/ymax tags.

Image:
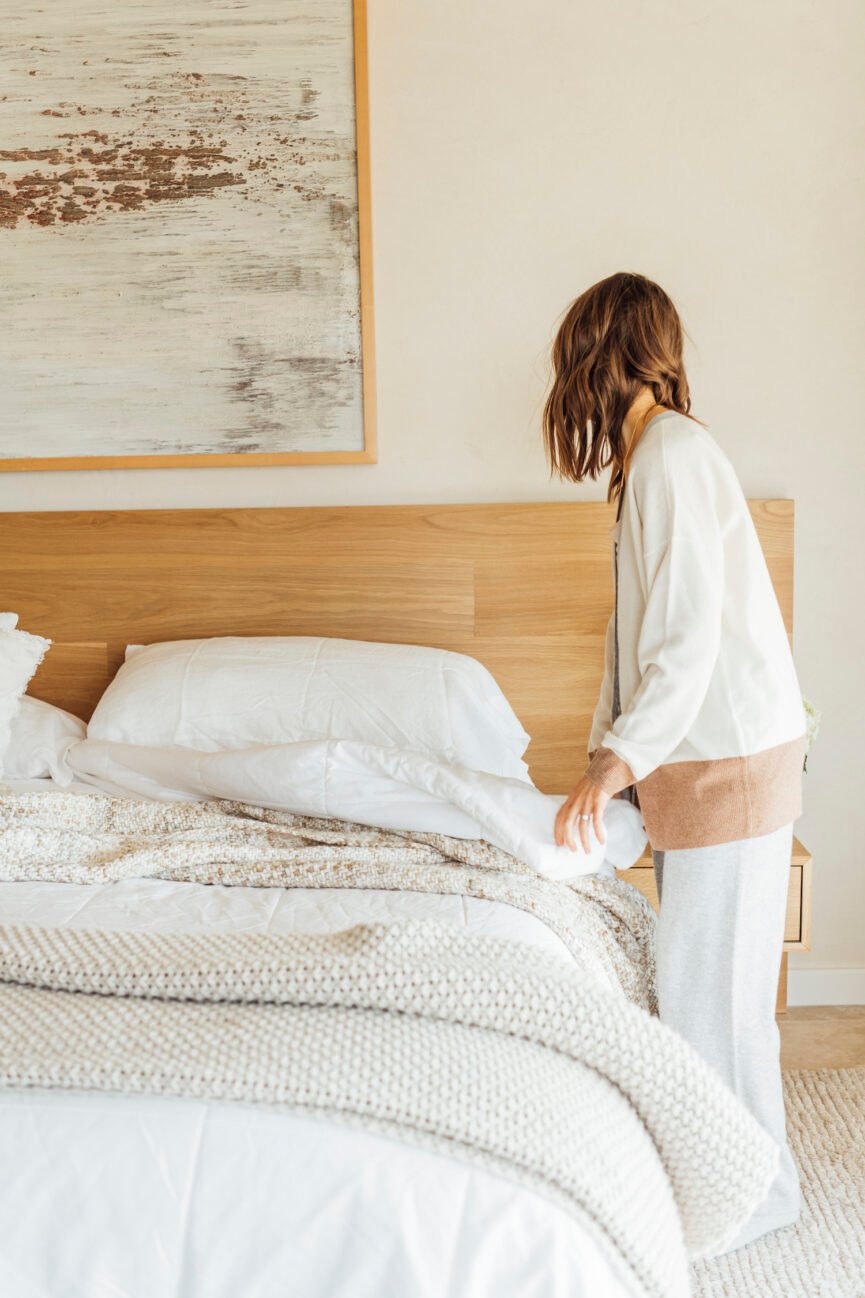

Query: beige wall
<box><xmin>2</xmin><ymin>0</ymin><xmax>863</xmax><ymax>997</ymax></box>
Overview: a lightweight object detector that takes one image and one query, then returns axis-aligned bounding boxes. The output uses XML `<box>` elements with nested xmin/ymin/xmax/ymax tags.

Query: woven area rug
<box><xmin>692</xmin><ymin>1069</ymin><xmax>865</xmax><ymax>1298</ymax></box>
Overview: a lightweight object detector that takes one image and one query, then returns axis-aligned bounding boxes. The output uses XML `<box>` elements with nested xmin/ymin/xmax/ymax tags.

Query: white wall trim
<box><xmin>788</xmin><ymin>966</ymin><xmax>865</xmax><ymax>1007</ymax></box>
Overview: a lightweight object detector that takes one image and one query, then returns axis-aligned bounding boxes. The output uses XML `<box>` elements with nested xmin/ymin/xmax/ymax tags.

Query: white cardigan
<box><xmin>586</xmin><ymin>411</ymin><xmax>805</xmax><ymax>850</ymax></box>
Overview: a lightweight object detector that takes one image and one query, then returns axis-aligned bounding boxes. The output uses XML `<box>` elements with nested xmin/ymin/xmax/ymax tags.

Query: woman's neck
<box><xmin>621</xmin><ymin>392</ymin><xmax>666</xmax><ymax>472</ymax></box>
<box><xmin>623</xmin><ymin>391</ymin><xmax>662</xmax><ymax>447</ymax></box>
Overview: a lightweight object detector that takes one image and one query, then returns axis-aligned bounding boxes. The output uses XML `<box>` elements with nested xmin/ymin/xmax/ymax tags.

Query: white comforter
<box><xmin>0</xmin><ymin>779</ymin><xmax>656</xmax><ymax>1298</ymax></box>
<box><xmin>62</xmin><ymin>733</ymin><xmax>648</xmax><ymax>878</ymax></box>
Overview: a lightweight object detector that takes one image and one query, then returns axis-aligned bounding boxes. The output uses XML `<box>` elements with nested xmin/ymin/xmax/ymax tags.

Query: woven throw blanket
<box><xmin>0</xmin><ymin>919</ymin><xmax>779</xmax><ymax>1298</ymax></box>
<box><xmin>0</xmin><ymin>792</ymin><xmax>656</xmax><ymax>1008</ymax></box>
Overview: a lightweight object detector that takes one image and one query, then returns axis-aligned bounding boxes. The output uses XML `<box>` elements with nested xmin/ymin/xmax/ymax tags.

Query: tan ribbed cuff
<box><xmin>585</xmin><ymin>746</ymin><xmax>636</xmax><ymax>797</ymax></box>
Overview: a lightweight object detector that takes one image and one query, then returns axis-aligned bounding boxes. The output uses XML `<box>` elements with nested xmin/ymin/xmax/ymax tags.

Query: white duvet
<box><xmin>0</xmin><ymin>773</ymin><xmax>651</xmax><ymax>1298</ymax></box>
<box><xmin>63</xmin><ymin>734</ymin><xmax>648</xmax><ymax>878</ymax></box>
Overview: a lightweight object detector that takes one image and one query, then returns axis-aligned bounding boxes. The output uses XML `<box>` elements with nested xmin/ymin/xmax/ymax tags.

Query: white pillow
<box><xmin>88</xmin><ymin>637</ymin><xmax>532</xmax><ymax>781</ymax></box>
<box><xmin>4</xmin><ymin>696</ymin><xmax>86</xmax><ymax>784</ymax></box>
<box><xmin>0</xmin><ymin>613</ymin><xmax>51</xmax><ymax>779</ymax></box>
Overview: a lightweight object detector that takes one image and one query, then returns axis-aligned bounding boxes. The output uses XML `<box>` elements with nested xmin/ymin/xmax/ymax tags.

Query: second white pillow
<box><xmin>0</xmin><ymin>613</ymin><xmax>52</xmax><ymax>779</ymax></box>
<box><xmin>4</xmin><ymin>696</ymin><xmax>86</xmax><ymax>784</ymax></box>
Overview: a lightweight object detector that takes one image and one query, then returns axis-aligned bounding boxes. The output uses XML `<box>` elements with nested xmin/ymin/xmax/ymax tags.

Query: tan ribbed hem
<box><xmin>636</xmin><ymin>735</ymin><xmax>806</xmax><ymax>850</ymax></box>
<box><xmin>585</xmin><ymin>746</ymin><xmax>636</xmax><ymax>797</ymax></box>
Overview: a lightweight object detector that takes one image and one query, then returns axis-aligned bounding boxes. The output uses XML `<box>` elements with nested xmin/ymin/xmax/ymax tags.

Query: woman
<box><xmin>545</xmin><ymin>272</ymin><xmax>806</xmax><ymax>1251</ymax></box>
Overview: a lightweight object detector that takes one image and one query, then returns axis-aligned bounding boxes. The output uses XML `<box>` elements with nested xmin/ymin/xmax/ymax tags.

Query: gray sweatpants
<box><xmin>652</xmin><ymin>822</ymin><xmax>800</xmax><ymax>1252</ymax></box>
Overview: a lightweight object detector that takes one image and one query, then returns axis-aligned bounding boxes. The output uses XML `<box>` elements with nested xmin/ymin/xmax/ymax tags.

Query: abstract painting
<box><xmin>0</xmin><ymin>0</ymin><xmax>375</xmax><ymax>469</ymax></box>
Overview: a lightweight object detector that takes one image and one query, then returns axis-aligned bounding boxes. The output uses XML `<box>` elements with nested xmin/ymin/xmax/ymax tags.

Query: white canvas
<box><xmin>0</xmin><ymin>0</ymin><xmax>366</xmax><ymax>460</ymax></box>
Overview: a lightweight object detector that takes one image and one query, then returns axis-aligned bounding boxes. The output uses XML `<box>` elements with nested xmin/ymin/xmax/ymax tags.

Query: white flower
<box><xmin>803</xmin><ymin>697</ymin><xmax>820</xmax><ymax>751</ymax></box>
<box><xmin>802</xmin><ymin>697</ymin><xmax>820</xmax><ymax>771</ymax></box>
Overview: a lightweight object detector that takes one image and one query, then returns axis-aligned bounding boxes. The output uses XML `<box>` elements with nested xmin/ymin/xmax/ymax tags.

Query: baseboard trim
<box><xmin>788</xmin><ymin>966</ymin><xmax>865</xmax><ymax>1007</ymax></box>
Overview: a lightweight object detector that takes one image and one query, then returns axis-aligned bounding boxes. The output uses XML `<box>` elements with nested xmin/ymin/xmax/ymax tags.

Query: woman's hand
<box><xmin>554</xmin><ymin>777</ymin><xmax>610</xmax><ymax>854</ymax></box>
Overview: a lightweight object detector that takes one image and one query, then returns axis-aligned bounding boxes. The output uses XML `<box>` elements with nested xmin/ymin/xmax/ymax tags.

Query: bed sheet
<box><xmin>0</xmin><ymin>779</ymin><xmax>642</xmax><ymax>1298</ymax></box>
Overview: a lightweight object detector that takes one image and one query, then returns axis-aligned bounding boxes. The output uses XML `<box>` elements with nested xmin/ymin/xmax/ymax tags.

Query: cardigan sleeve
<box><xmin>585</xmin><ymin>425</ymin><xmax>724</xmax><ymax>796</ymax></box>
<box><xmin>588</xmin><ymin>611</ymin><xmax>616</xmax><ymax>756</ymax></box>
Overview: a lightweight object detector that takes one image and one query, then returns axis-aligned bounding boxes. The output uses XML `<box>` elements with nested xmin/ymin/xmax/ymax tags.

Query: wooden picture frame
<box><xmin>0</xmin><ymin>0</ymin><xmax>376</xmax><ymax>472</ymax></box>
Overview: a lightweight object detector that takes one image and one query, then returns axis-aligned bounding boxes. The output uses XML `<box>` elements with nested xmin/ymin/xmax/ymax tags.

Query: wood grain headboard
<box><xmin>0</xmin><ymin>501</ymin><xmax>794</xmax><ymax>793</ymax></box>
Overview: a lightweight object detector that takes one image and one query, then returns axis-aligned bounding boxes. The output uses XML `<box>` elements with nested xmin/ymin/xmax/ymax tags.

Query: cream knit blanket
<box><xmin>0</xmin><ymin>794</ymin><xmax>778</xmax><ymax>1297</ymax></box>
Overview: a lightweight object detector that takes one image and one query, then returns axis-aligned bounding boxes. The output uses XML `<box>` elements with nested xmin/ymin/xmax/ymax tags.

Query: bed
<box><xmin>0</xmin><ymin>503</ymin><xmax>795</xmax><ymax>1298</ymax></box>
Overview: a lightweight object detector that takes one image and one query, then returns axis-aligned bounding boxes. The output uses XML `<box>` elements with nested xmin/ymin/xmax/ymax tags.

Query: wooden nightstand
<box><xmin>618</xmin><ymin>837</ymin><xmax>812</xmax><ymax>1013</ymax></box>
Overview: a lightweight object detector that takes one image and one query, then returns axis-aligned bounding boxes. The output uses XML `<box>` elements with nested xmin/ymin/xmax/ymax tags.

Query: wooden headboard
<box><xmin>0</xmin><ymin>502</ymin><xmax>794</xmax><ymax>793</ymax></box>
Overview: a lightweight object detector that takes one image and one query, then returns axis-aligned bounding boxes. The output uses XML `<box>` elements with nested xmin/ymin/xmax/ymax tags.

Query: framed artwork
<box><xmin>0</xmin><ymin>0</ymin><xmax>376</xmax><ymax>470</ymax></box>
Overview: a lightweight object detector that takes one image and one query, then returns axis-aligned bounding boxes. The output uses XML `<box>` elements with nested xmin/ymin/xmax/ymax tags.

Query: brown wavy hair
<box><xmin>542</xmin><ymin>272</ymin><xmax>694</xmax><ymax>500</ymax></box>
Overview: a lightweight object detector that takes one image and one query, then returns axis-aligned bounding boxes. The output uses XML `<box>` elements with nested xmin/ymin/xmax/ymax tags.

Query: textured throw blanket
<box><xmin>0</xmin><ymin>794</ymin><xmax>778</xmax><ymax>1298</ymax></box>
<box><xmin>0</xmin><ymin>793</ymin><xmax>656</xmax><ymax>1007</ymax></box>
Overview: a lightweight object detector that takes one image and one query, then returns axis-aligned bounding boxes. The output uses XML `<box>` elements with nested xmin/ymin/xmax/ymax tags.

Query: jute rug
<box><xmin>692</xmin><ymin>1069</ymin><xmax>865</xmax><ymax>1298</ymax></box>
